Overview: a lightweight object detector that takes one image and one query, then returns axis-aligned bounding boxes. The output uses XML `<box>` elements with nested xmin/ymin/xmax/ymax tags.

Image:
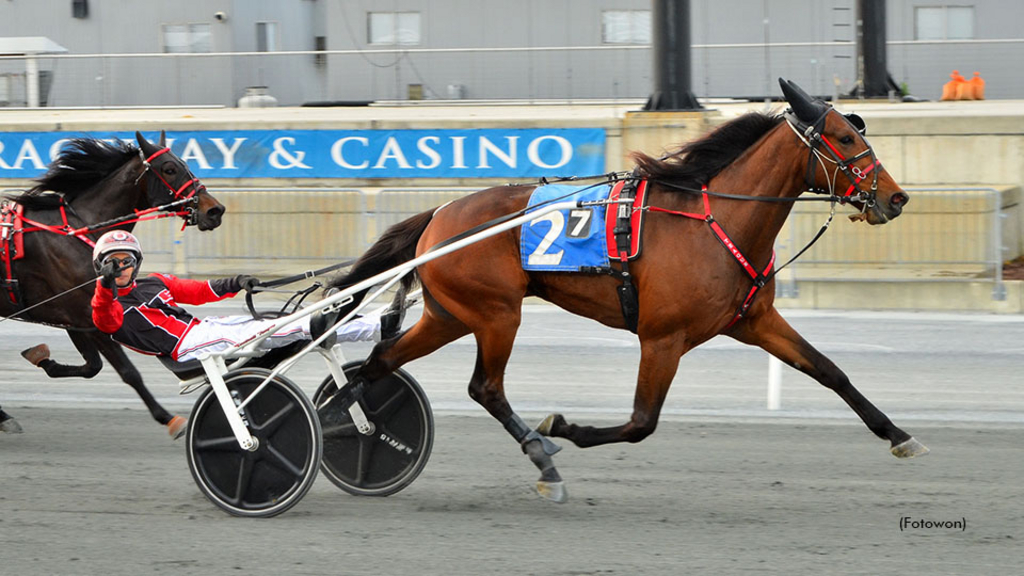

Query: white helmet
<box><xmin>92</xmin><ymin>230</ymin><xmax>143</xmax><ymax>275</ymax></box>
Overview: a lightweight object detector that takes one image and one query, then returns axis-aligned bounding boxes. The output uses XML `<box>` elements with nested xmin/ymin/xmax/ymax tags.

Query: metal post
<box><xmin>644</xmin><ymin>0</ymin><xmax>702</xmax><ymax>110</ymax></box>
<box><xmin>992</xmin><ymin>189</ymin><xmax>1007</xmax><ymax>300</ymax></box>
<box><xmin>767</xmin><ymin>355</ymin><xmax>782</xmax><ymax>410</ymax></box>
<box><xmin>859</xmin><ymin>0</ymin><xmax>892</xmax><ymax>97</ymax></box>
<box><xmin>25</xmin><ymin>55</ymin><xmax>39</xmax><ymax>108</ymax></box>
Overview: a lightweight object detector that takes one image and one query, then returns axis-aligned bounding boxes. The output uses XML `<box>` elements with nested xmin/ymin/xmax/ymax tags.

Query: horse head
<box><xmin>779</xmin><ymin>78</ymin><xmax>909</xmax><ymax>225</ymax></box>
<box><xmin>135</xmin><ymin>131</ymin><xmax>225</xmax><ymax>231</ymax></box>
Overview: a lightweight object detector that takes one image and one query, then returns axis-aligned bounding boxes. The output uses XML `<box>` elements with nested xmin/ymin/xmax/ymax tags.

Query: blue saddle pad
<box><xmin>520</xmin><ymin>184</ymin><xmax>610</xmax><ymax>272</ymax></box>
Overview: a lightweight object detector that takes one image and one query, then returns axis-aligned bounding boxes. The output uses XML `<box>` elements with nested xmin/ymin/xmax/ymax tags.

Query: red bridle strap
<box><xmin>646</xmin><ymin>185</ymin><xmax>775</xmax><ymax>328</ymax></box>
<box><xmin>842</xmin><ymin>159</ymin><xmax>881</xmax><ymax>197</ymax></box>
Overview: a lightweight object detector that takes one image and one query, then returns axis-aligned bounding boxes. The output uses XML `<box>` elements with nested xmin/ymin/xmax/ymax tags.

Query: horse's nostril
<box><xmin>207</xmin><ymin>205</ymin><xmax>225</xmax><ymax>218</ymax></box>
<box><xmin>891</xmin><ymin>192</ymin><xmax>909</xmax><ymax>207</ymax></box>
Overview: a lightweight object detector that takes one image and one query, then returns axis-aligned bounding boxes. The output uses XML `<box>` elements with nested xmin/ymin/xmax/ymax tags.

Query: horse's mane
<box><xmin>6</xmin><ymin>138</ymin><xmax>138</xmax><ymax>209</ymax></box>
<box><xmin>631</xmin><ymin>112</ymin><xmax>784</xmax><ymax>190</ymax></box>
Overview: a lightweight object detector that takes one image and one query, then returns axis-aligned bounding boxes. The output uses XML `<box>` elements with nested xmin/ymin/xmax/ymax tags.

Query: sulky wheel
<box><xmin>312</xmin><ymin>361</ymin><xmax>433</xmax><ymax>496</ymax></box>
<box><xmin>186</xmin><ymin>368</ymin><xmax>322</xmax><ymax>517</ymax></box>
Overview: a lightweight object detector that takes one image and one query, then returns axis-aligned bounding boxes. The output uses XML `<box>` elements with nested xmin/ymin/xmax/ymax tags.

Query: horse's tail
<box><xmin>326</xmin><ymin>208</ymin><xmax>434</xmax><ymax>309</ymax></box>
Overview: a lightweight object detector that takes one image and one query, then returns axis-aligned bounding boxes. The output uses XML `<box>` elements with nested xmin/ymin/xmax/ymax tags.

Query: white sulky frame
<box><xmin>185</xmin><ymin>198</ymin><xmax>607</xmax><ymax>451</ymax></box>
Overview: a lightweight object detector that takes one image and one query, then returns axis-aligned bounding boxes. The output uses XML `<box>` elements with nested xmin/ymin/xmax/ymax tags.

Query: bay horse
<box><xmin>327</xmin><ymin>79</ymin><xmax>927</xmax><ymax>502</ymax></box>
<box><xmin>0</xmin><ymin>132</ymin><xmax>224</xmax><ymax>437</ymax></box>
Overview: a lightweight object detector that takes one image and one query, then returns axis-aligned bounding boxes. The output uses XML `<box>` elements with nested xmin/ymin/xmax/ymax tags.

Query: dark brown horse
<box><xmin>327</xmin><ymin>79</ymin><xmax>927</xmax><ymax>502</ymax></box>
<box><xmin>0</xmin><ymin>132</ymin><xmax>224</xmax><ymax>436</ymax></box>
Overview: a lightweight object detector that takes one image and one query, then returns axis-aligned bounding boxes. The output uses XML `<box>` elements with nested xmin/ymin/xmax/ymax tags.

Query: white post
<box><xmin>25</xmin><ymin>55</ymin><xmax>40</xmax><ymax>108</ymax></box>
<box><xmin>767</xmin><ymin>354</ymin><xmax>782</xmax><ymax>410</ymax></box>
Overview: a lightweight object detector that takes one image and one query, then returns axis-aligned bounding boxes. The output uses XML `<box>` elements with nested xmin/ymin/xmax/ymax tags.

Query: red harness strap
<box><xmin>1</xmin><ymin>202</ymin><xmax>25</xmax><ymax>304</ymax></box>
<box><xmin>647</xmin><ymin>185</ymin><xmax>775</xmax><ymax>329</ymax></box>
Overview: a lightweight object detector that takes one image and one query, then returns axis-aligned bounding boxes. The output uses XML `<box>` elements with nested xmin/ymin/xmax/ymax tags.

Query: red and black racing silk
<box><xmin>91</xmin><ymin>273</ymin><xmax>242</xmax><ymax>359</ymax></box>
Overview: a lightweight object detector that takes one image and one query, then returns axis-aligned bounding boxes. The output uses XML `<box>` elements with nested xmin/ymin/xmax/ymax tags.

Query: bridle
<box><xmin>136</xmin><ymin>147</ymin><xmax>206</xmax><ymax>226</ymax></box>
<box><xmin>784</xmin><ymin>107</ymin><xmax>883</xmax><ymax>217</ymax></box>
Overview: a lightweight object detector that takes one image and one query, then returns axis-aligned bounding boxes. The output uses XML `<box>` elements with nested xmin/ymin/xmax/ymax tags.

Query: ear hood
<box><xmin>779</xmin><ymin>78</ymin><xmax>829</xmax><ymax>123</ymax></box>
<box><xmin>135</xmin><ymin>131</ymin><xmax>160</xmax><ymax>158</ymax></box>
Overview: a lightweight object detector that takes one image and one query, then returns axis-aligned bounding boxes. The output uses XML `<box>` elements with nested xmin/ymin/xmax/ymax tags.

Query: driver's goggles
<box><xmin>104</xmin><ymin>255</ymin><xmax>138</xmax><ymax>269</ymax></box>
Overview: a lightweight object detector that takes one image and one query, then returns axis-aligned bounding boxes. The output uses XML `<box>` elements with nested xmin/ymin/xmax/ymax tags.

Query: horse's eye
<box><xmin>164</xmin><ymin>165</ymin><xmax>177</xmax><ymax>175</ymax></box>
<box><xmin>839</xmin><ymin>136</ymin><xmax>855</xmax><ymax>145</ymax></box>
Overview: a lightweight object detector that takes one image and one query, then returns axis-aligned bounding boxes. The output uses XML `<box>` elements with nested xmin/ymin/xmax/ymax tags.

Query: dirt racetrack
<box><xmin>2</xmin><ymin>407</ymin><xmax>1021</xmax><ymax>575</ymax></box>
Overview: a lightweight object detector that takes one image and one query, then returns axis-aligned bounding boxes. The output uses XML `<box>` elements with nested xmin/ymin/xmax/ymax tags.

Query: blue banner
<box><xmin>0</xmin><ymin>128</ymin><xmax>605</xmax><ymax>179</ymax></box>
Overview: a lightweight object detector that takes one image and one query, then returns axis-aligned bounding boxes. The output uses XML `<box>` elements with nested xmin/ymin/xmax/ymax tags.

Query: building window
<box><xmin>602</xmin><ymin>10</ymin><xmax>651</xmax><ymax>45</ymax></box>
<box><xmin>314</xmin><ymin>36</ymin><xmax>327</xmax><ymax>67</ymax></box>
<box><xmin>368</xmin><ymin>12</ymin><xmax>421</xmax><ymax>45</ymax></box>
<box><xmin>162</xmin><ymin>23</ymin><xmax>212</xmax><ymax>53</ymax></box>
<box><xmin>915</xmin><ymin>6</ymin><xmax>974</xmax><ymax>40</ymax></box>
<box><xmin>256</xmin><ymin>22</ymin><xmax>279</xmax><ymax>52</ymax></box>
<box><xmin>72</xmin><ymin>0</ymin><xmax>89</xmax><ymax>19</ymax></box>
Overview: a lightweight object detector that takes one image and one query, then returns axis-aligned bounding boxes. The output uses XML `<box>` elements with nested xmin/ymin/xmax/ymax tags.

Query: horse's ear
<box><xmin>158</xmin><ymin>130</ymin><xmax>166</xmax><ymax>147</ymax></box>
<box><xmin>135</xmin><ymin>131</ymin><xmax>161</xmax><ymax>159</ymax></box>
<box><xmin>779</xmin><ymin>78</ymin><xmax>827</xmax><ymax>123</ymax></box>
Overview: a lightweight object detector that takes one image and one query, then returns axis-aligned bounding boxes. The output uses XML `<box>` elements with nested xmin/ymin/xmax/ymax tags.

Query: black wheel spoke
<box><xmin>353</xmin><ymin>437</ymin><xmax>377</xmax><ymax>487</ymax></box>
<box><xmin>321</xmin><ymin>421</ymin><xmax>359</xmax><ymax>438</ymax></box>
<box><xmin>368</xmin><ymin>386</ymin><xmax>410</xmax><ymax>420</ymax></box>
<box><xmin>253</xmin><ymin>402</ymin><xmax>297</xmax><ymax>436</ymax></box>
<box><xmin>265</xmin><ymin>443</ymin><xmax>306</xmax><ymax>477</ymax></box>
<box><xmin>194</xmin><ymin>434</ymin><xmax>242</xmax><ymax>451</ymax></box>
<box><xmin>231</xmin><ymin>457</ymin><xmax>255</xmax><ymax>506</ymax></box>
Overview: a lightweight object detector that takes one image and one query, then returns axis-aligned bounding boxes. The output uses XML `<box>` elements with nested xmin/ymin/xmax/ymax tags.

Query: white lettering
<box><xmin>451</xmin><ymin>136</ymin><xmax>467</xmax><ymax>169</ymax></box>
<box><xmin>0</xmin><ymin>141</ymin><xmax>9</xmax><ymax>169</ymax></box>
<box><xmin>415</xmin><ymin>136</ymin><xmax>441</xmax><ymax>169</ymax></box>
<box><xmin>179</xmin><ymin>138</ymin><xmax>211</xmax><ymax>170</ymax></box>
<box><xmin>477</xmin><ymin>136</ymin><xmax>518</xmax><ymax>169</ymax></box>
<box><xmin>527</xmin><ymin>136</ymin><xmax>573</xmax><ymax>169</ymax></box>
<box><xmin>269</xmin><ymin>137</ymin><xmax>311</xmax><ymax>169</ymax></box>
<box><xmin>331</xmin><ymin>137</ymin><xmax>370</xmax><ymax>169</ymax></box>
<box><xmin>373</xmin><ymin>137</ymin><xmax>411</xmax><ymax>169</ymax></box>
<box><xmin>13</xmin><ymin>140</ymin><xmax>45</xmax><ymax>170</ymax></box>
<box><xmin>209</xmin><ymin>138</ymin><xmax>246</xmax><ymax>169</ymax></box>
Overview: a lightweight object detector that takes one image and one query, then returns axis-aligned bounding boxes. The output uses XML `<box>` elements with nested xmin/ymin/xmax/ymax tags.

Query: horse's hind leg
<box><xmin>730</xmin><ymin>307</ymin><xmax>928</xmax><ymax>458</ymax></box>
<box><xmin>539</xmin><ymin>333</ymin><xmax>688</xmax><ymax>448</ymax></box>
<box><xmin>461</xmin><ymin>314</ymin><xmax>568</xmax><ymax>502</ymax></box>
<box><xmin>89</xmin><ymin>332</ymin><xmax>184</xmax><ymax>437</ymax></box>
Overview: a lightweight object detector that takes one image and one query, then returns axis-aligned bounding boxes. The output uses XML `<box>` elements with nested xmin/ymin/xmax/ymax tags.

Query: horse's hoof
<box><xmin>536</xmin><ymin>480</ymin><xmax>568</xmax><ymax>503</ymax></box>
<box><xmin>20</xmin><ymin>344</ymin><xmax>50</xmax><ymax>367</ymax></box>
<box><xmin>0</xmin><ymin>417</ymin><xmax>24</xmax><ymax>434</ymax></box>
<box><xmin>167</xmin><ymin>416</ymin><xmax>187</xmax><ymax>440</ymax></box>
<box><xmin>891</xmin><ymin>437</ymin><xmax>930</xmax><ymax>458</ymax></box>
<box><xmin>536</xmin><ymin>414</ymin><xmax>560</xmax><ymax>436</ymax></box>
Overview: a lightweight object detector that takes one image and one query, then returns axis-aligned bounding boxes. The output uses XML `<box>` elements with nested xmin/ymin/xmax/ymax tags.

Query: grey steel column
<box><xmin>644</xmin><ymin>0</ymin><xmax>702</xmax><ymax>110</ymax></box>
<box><xmin>860</xmin><ymin>0</ymin><xmax>892</xmax><ymax>97</ymax></box>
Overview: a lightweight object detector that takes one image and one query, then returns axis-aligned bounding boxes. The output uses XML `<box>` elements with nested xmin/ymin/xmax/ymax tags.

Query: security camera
<box><xmin>214</xmin><ymin>11</ymin><xmax>227</xmax><ymax>22</ymax></box>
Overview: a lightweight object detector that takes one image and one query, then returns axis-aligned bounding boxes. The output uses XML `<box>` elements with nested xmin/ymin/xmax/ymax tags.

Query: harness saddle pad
<box><xmin>520</xmin><ymin>184</ymin><xmax>611</xmax><ymax>272</ymax></box>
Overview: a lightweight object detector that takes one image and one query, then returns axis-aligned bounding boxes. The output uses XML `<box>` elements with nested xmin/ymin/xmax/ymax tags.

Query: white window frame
<box><xmin>161</xmin><ymin>23</ymin><xmax>212</xmax><ymax>53</ymax></box>
<box><xmin>914</xmin><ymin>5</ymin><xmax>975</xmax><ymax>41</ymax></box>
<box><xmin>256</xmin><ymin>21</ymin><xmax>279</xmax><ymax>52</ymax></box>
<box><xmin>601</xmin><ymin>10</ymin><xmax>651</xmax><ymax>45</ymax></box>
<box><xmin>368</xmin><ymin>12</ymin><xmax>421</xmax><ymax>46</ymax></box>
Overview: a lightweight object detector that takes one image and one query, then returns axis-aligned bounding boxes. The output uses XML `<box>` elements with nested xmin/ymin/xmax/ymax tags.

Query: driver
<box><xmin>86</xmin><ymin>230</ymin><xmax>384</xmax><ymax>363</ymax></box>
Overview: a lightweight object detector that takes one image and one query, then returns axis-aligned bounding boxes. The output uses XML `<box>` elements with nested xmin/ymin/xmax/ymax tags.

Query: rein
<box><xmin>13</xmin><ymin>147</ymin><xmax>201</xmax><ymax>246</ymax></box>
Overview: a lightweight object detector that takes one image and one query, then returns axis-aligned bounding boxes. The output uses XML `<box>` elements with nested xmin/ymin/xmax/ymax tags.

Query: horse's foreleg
<box><xmin>90</xmin><ymin>333</ymin><xmax>183</xmax><ymax>436</ymax></box>
<box><xmin>539</xmin><ymin>334</ymin><xmax>686</xmax><ymax>448</ymax></box>
<box><xmin>730</xmin><ymin>307</ymin><xmax>928</xmax><ymax>458</ymax></box>
<box><xmin>21</xmin><ymin>330</ymin><xmax>103</xmax><ymax>378</ymax></box>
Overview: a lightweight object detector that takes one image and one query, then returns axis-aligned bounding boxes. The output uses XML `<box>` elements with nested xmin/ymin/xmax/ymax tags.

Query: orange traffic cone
<box><xmin>941</xmin><ymin>70</ymin><xmax>966</xmax><ymax>101</ymax></box>
<box><xmin>968</xmin><ymin>72</ymin><xmax>985</xmax><ymax>100</ymax></box>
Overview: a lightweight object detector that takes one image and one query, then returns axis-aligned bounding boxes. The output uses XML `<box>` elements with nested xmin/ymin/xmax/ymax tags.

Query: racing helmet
<box><xmin>92</xmin><ymin>230</ymin><xmax>143</xmax><ymax>278</ymax></box>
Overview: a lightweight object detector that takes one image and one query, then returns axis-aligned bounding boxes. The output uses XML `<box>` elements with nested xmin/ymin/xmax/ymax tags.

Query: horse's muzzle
<box><xmin>198</xmin><ymin>204</ymin><xmax>225</xmax><ymax>230</ymax></box>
